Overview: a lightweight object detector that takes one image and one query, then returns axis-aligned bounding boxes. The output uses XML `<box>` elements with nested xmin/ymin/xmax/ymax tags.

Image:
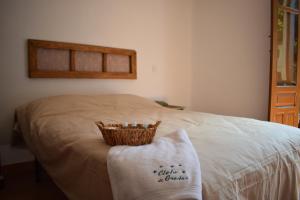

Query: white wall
<box><xmin>0</xmin><ymin>0</ymin><xmax>193</xmax><ymax>145</ymax></box>
<box><xmin>190</xmin><ymin>0</ymin><xmax>271</xmax><ymax>120</ymax></box>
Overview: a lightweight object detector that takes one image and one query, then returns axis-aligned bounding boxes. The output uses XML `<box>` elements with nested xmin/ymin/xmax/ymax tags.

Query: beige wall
<box><xmin>0</xmin><ymin>0</ymin><xmax>193</xmax><ymax>145</ymax></box>
<box><xmin>190</xmin><ymin>0</ymin><xmax>271</xmax><ymax>120</ymax></box>
<box><xmin>0</xmin><ymin>0</ymin><xmax>271</xmax><ymax>147</ymax></box>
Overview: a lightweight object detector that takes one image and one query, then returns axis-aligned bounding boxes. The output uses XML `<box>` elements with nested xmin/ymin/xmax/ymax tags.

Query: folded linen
<box><xmin>107</xmin><ymin>129</ymin><xmax>202</xmax><ymax>200</ymax></box>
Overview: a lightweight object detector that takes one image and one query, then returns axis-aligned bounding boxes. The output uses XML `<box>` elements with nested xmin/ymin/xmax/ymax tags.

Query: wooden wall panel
<box><xmin>75</xmin><ymin>51</ymin><xmax>103</xmax><ymax>72</ymax></box>
<box><xmin>106</xmin><ymin>54</ymin><xmax>130</xmax><ymax>72</ymax></box>
<box><xmin>36</xmin><ymin>48</ymin><xmax>70</xmax><ymax>71</ymax></box>
<box><xmin>28</xmin><ymin>39</ymin><xmax>137</xmax><ymax>79</ymax></box>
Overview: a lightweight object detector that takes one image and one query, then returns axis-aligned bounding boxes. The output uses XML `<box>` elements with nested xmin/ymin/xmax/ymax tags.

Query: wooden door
<box><xmin>269</xmin><ymin>0</ymin><xmax>300</xmax><ymax>127</ymax></box>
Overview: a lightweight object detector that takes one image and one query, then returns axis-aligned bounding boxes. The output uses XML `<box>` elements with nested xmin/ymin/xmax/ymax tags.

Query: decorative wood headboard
<box><xmin>28</xmin><ymin>39</ymin><xmax>137</xmax><ymax>79</ymax></box>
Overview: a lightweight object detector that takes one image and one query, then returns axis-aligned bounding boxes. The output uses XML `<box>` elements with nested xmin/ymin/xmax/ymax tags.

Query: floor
<box><xmin>0</xmin><ymin>161</ymin><xmax>67</xmax><ymax>200</ymax></box>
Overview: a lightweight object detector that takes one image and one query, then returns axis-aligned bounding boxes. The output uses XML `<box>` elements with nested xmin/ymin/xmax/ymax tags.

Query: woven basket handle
<box><xmin>152</xmin><ymin>121</ymin><xmax>161</xmax><ymax>128</ymax></box>
<box><xmin>95</xmin><ymin>121</ymin><xmax>105</xmax><ymax>130</ymax></box>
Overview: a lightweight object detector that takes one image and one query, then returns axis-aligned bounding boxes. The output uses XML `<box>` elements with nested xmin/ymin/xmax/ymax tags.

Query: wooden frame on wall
<box><xmin>28</xmin><ymin>39</ymin><xmax>137</xmax><ymax>79</ymax></box>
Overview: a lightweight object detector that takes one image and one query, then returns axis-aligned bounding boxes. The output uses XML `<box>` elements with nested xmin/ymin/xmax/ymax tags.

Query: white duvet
<box><xmin>16</xmin><ymin>94</ymin><xmax>300</xmax><ymax>200</ymax></box>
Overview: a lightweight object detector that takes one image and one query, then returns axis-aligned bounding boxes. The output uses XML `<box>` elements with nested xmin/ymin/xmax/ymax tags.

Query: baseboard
<box><xmin>3</xmin><ymin>161</ymin><xmax>34</xmax><ymax>172</ymax></box>
<box><xmin>0</xmin><ymin>152</ymin><xmax>3</xmax><ymax>189</ymax></box>
<box><xmin>0</xmin><ymin>160</ymin><xmax>66</xmax><ymax>198</ymax></box>
<box><xmin>0</xmin><ymin>175</ymin><xmax>4</xmax><ymax>189</ymax></box>
<box><xmin>1</xmin><ymin>161</ymin><xmax>35</xmax><ymax>189</ymax></box>
<box><xmin>0</xmin><ymin>144</ymin><xmax>34</xmax><ymax>165</ymax></box>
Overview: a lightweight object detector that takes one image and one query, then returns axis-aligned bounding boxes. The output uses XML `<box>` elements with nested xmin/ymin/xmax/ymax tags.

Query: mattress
<box><xmin>16</xmin><ymin>94</ymin><xmax>300</xmax><ymax>200</ymax></box>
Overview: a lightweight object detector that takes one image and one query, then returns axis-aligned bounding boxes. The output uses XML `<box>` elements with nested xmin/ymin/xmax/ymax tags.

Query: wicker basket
<box><xmin>95</xmin><ymin>121</ymin><xmax>161</xmax><ymax>146</ymax></box>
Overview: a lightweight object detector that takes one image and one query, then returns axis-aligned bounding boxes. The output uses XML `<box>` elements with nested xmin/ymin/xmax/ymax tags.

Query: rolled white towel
<box><xmin>107</xmin><ymin>129</ymin><xmax>202</xmax><ymax>200</ymax></box>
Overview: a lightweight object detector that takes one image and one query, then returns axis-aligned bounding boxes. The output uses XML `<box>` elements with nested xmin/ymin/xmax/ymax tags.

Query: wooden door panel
<box><xmin>274</xmin><ymin>112</ymin><xmax>284</xmax><ymax>124</ymax></box>
<box><xmin>272</xmin><ymin>108</ymin><xmax>298</xmax><ymax>126</ymax></box>
<box><xmin>269</xmin><ymin>0</ymin><xmax>300</xmax><ymax>127</ymax></box>
<box><xmin>275</xmin><ymin>92</ymin><xmax>297</xmax><ymax>106</ymax></box>
<box><xmin>285</xmin><ymin>112</ymin><xmax>296</xmax><ymax>126</ymax></box>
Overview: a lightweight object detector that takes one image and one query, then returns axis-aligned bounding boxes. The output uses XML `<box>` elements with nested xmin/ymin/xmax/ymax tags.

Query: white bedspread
<box><xmin>15</xmin><ymin>94</ymin><xmax>300</xmax><ymax>200</ymax></box>
<box><xmin>107</xmin><ymin>129</ymin><xmax>202</xmax><ymax>200</ymax></box>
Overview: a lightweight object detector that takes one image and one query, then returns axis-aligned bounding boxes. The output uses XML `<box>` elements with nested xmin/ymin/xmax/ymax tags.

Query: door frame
<box><xmin>269</xmin><ymin>0</ymin><xmax>300</xmax><ymax>127</ymax></box>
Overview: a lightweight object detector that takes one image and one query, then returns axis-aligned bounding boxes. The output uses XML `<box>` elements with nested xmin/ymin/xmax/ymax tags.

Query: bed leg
<box><xmin>35</xmin><ymin>157</ymin><xmax>41</xmax><ymax>183</ymax></box>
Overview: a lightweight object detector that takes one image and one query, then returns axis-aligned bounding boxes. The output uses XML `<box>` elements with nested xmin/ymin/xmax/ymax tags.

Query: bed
<box><xmin>15</xmin><ymin>94</ymin><xmax>300</xmax><ymax>200</ymax></box>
